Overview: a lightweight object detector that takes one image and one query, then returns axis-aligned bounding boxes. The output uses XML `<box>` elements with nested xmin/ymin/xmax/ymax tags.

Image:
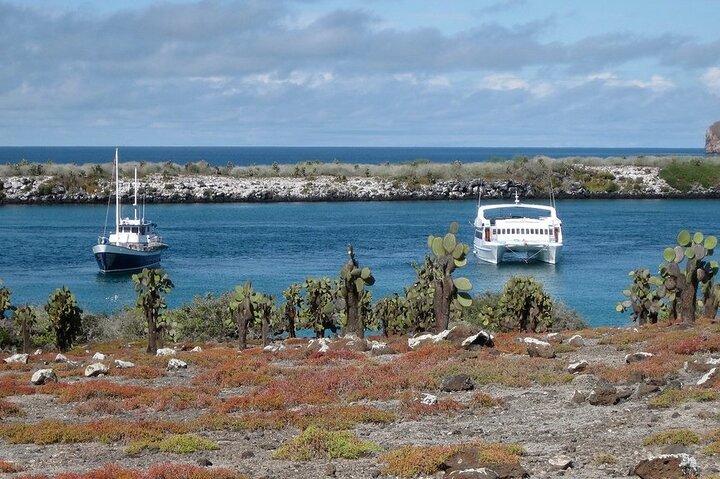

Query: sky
<box><xmin>1</xmin><ymin>0</ymin><xmax>719</xmax><ymax>147</ymax></box>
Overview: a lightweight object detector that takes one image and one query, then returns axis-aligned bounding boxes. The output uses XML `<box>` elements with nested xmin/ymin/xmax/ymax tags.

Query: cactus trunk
<box><xmin>703</xmin><ymin>285</ymin><xmax>720</xmax><ymax>319</ymax></box>
<box><xmin>345</xmin><ymin>285</ymin><xmax>362</xmax><ymax>336</ymax></box>
<box><xmin>21</xmin><ymin>319</ymin><xmax>31</xmax><ymax>354</ymax></box>
<box><xmin>433</xmin><ymin>267</ymin><xmax>456</xmax><ymax>333</ymax></box>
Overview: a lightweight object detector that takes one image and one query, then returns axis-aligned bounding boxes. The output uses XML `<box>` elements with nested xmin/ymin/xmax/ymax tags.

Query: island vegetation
<box><xmin>2</xmin><ymin>155</ymin><xmax>720</xmax><ymax>204</ymax></box>
<box><xmin>2</xmin><ymin>225</ymin><xmax>720</xmax><ymax>478</ymax></box>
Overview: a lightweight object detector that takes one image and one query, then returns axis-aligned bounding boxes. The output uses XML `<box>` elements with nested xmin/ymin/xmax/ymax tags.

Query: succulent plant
<box><xmin>300</xmin><ymin>277</ymin><xmax>338</xmax><ymax>338</ymax></box>
<box><xmin>13</xmin><ymin>304</ymin><xmax>36</xmax><ymax>354</ymax></box>
<box><xmin>133</xmin><ymin>268</ymin><xmax>174</xmax><ymax>354</ymax></box>
<box><xmin>425</xmin><ymin>222</ymin><xmax>473</xmax><ymax>332</ymax></box>
<box><xmin>616</xmin><ymin>268</ymin><xmax>665</xmax><ymax>324</ymax></box>
<box><xmin>499</xmin><ymin>275</ymin><xmax>553</xmax><ymax>332</ymax></box>
<box><xmin>658</xmin><ymin>230</ymin><xmax>718</xmax><ymax>322</ymax></box>
<box><xmin>45</xmin><ymin>286</ymin><xmax>83</xmax><ymax>353</ymax></box>
<box><xmin>339</xmin><ymin>245</ymin><xmax>375</xmax><ymax>337</ymax></box>
<box><xmin>228</xmin><ymin>281</ymin><xmax>264</xmax><ymax>349</ymax></box>
<box><xmin>281</xmin><ymin>283</ymin><xmax>303</xmax><ymax>338</ymax></box>
<box><xmin>371</xmin><ymin>292</ymin><xmax>407</xmax><ymax>336</ymax></box>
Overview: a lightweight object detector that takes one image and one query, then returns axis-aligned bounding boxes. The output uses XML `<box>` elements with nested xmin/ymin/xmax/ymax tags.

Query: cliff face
<box><xmin>706</xmin><ymin>121</ymin><xmax>720</xmax><ymax>153</ymax></box>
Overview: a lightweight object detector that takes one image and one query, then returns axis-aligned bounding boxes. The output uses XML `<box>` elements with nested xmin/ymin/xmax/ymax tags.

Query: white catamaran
<box><xmin>473</xmin><ymin>191</ymin><xmax>563</xmax><ymax>264</ymax></box>
<box><xmin>92</xmin><ymin>148</ymin><xmax>167</xmax><ymax>273</ymax></box>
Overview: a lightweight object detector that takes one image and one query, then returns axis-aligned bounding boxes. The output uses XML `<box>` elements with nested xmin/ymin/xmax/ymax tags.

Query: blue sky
<box><xmin>1</xmin><ymin>0</ymin><xmax>719</xmax><ymax>147</ymax></box>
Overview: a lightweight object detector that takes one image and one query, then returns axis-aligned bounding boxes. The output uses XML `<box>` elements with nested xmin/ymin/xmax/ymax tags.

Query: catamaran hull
<box><xmin>474</xmin><ymin>240</ymin><xmax>561</xmax><ymax>265</ymax></box>
<box><xmin>92</xmin><ymin>244</ymin><xmax>164</xmax><ymax>273</ymax></box>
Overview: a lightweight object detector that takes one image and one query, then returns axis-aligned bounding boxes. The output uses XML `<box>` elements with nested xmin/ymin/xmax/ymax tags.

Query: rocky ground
<box><xmin>2</xmin><ymin>323</ymin><xmax>720</xmax><ymax>478</ymax></box>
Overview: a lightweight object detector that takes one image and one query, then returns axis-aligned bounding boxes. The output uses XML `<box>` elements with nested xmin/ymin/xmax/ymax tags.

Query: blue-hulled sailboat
<box><xmin>92</xmin><ymin>148</ymin><xmax>168</xmax><ymax>273</ymax></box>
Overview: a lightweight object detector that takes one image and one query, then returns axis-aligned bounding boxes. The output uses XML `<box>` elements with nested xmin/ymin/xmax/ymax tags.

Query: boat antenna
<box><xmin>102</xmin><ymin>159</ymin><xmax>113</xmax><ymax>239</ymax></box>
<box><xmin>514</xmin><ymin>188</ymin><xmax>520</xmax><ymax>205</ymax></box>
<box><xmin>549</xmin><ymin>173</ymin><xmax>557</xmax><ymax>211</ymax></box>
<box><xmin>477</xmin><ymin>180</ymin><xmax>483</xmax><ymax>208</ymax></box>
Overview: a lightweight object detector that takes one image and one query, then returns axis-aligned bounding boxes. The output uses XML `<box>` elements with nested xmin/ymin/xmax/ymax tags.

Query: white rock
<box><xmin>308</xmin><ymin>338</ymin><xmax>331</xmax><ymax>353</ymax></box>
<box><xmin>31</xmin><ymin>368</ymin><xmax>57</xmax><ymax>385</ymax></box>
<box><xmin>697</xmin><ymin>367</ymin><xmax>719</xmax><ymax>387</ymax></box>
<box><xmin>114</xmin><ymin>359</ymin><xmax>135</xmax><ymax>369</ymax></box>
<box><xmin>369</xmin><ymin>340</ymin><xmax>396</xmax><ymax>356</ymax></box>
<box><xmin>625</xmin><ymin>351</ymin><xmax>653</xmax><ymax>363</ymax></box>
<box><xmin>408</xmin><ymin>328</ymin><xmax>453</xmax><ymax>350</ymax></box>
<box><xmin>156</xmin><ymin>348</ymin><xmax>176</xmax><ymax>357</ymax></box>
<box><xmin>568</xmin><ymin>334</ymin><xmax>585</xmax><ymax>347</ymax></box>
<box><xmin>92</xmin><ymin>352</ymin><xmax>106</xmax><ymax>361</ymax></box>
<box><xmin>549</xmin><ymin>454</ymin><xmax>574</xmax><ymax>470</ymax></box>
<box><xmin>85</xmin><ymin>362</ymin><xmax>109</xmax><ymax>377</ymax></box>
<box><xmin>420</xmin><ymin>393</ymin><xmax>438</xmax><ymax>405</ymax></box>
<box><xmin>167</xmin><ymin>358</ymin><xmax>188</xmax><ymax>370</ymax></box>
<box><xmin>54</xmin><ymin>353</ymin><xmax>68</xmax><ymax>363</ymax></box>
<box><xmin>546</xmin><ymin>332</ymin><xmax>562</xmax><ymax>343</ymax></box>
<box><xmin>568</xmin><ymin>360</ymin><xmax>589</xmax><ymax>374</ymax></box>
<box><xmin>521</xmin><ymin>337</ymin><xmax>549</xmax><ymax>346</ymax></box>
<box><xmin>190</xmin><ymin>346</ymin><xmax>202</xmax><ymax>352</ymax></box>
<box><xmin>3</xmin><ymin>353</ymin><xmax>29</xmax><ymax>364</ymax></box>
<box><xmin>461</xmin><ymin>331</ymin><xmax>494</xmax><ymax>349</ymax></box>
<box><xmin>263</xmin><ymin>343</ymin><xmax>286</xmax><ymax>353</ymax></box>
<box><xmin>33</xmin><ymin>349</ymin><xmax>43</xmax><ymax>355</ymax></box>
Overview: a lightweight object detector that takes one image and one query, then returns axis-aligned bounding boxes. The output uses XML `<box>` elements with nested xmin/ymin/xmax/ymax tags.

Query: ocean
<box><xmin>0</xmin><ymin>146</ymin><xmax>707</xmax><ymax>166</ymax></box>
<box><xmin>1</xmin><ymin>199</ymin><xmax>719</xmax><ymax>327</ymax></box>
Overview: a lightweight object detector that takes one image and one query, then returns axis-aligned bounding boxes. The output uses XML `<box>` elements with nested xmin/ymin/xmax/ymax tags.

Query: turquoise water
<box><xmin>1</xmin><ymin>199</ymin><xmax>719</xmax><ymax>326</ymax></box>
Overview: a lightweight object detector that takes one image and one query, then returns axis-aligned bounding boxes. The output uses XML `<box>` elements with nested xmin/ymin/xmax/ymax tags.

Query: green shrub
<box><xmin>660</xmin><ymin>159</ymin><xmax>720</xmax><ymax>191</ymax></box>
<box><xmin>272</xmin><ymin>426</ymin><xmax>381</xmax><ymax>461</ymax></box>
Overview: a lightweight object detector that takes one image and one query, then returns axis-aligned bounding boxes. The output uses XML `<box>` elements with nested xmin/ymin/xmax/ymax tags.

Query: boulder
<box><xmin>114</xmin><ymin>359</ymin><xmax>135</xmax><ymax>369</ymax></box>
<box><xmin>461</xmin><ymin>331</ymin><xmax>494</xmax><ymax>350</ymax></box>
<box><xmin>85</xmin><ymin>362</ymin><xmax>109</xmax><ymax>377</ymax></box>
<box><xmin>440</xmin><ymin>374</ymin><xmax>475</xmax><ymax>392</ymax></box>
<box><xmin>567</xmin><ymin>335</ymin><xmax>585</xmax><ymax>347</ymax></box>
<box><xmin>447</xmin><ymin>469</ymin><xmax>499</xmax><ymax>479</ymax></box>
<box><xmin>408</xmin><ymin>329</ymin><xmax>452</xmax><ymax>350</ymax></box>
<box><xmin>685</xmin><ymin>357</ymin><xmax>720</xmax><ymax>373</ymax></box>
<box><xmin>545</xmin><ymin>332</ymin><xmax>562</xmax><ymax>343</ymax></box>
<box><xmin>3</xmin><ymin>353</ymin><xmax>29</xmax><ymax>364</ymax></box>
<box><xmin>263</xmin><ymin>343</ymin><xmax>286</xmax><ymax>353</ymax></box>
<box><xmin>568</xmin><ymin>360</ymin><xmax>589</xmax><ymax>374</ymax></box>
<box><xmin>54</xmin><ymin>353</ymin><xmax>68</xmax><ymax>363</ymax></box>
<box><xmin>33</xmin><ymin>349</ymin><xmax>43</xmax><ymax>355</ymax></box>
<box><xmin>190</xmin><ymin>346</ymin><xmax>203</xmax><ymax>352</ymax></box>
<box><xmin>307</xmin><ymin>338</ymin><xmax>331</xmax><ymax>353</ymax></box>
<box><xmin>156</xmin><ymin>348</ymin><xmax>176</xmax><ymax>357</ymax></box>
<box><xmin>332</xmin><ymin>334</ymin><xmax>369</xmax><ymax>352</ymax></box>
<box><xmin>548</xmin><ymin>455</ymin><xmax>573</xmax><ymax>470</ymax></box>
<box><xmin>524</xmin><ymin>338</ymin><xmax>555</xmax><ymax>359</ymax></box>
<box><xmin>168</xmin><ymin>358</ymin><xmax>188</xmax><ymax>370</ymax></box>
<box><xmin>368</xmin><ymin>340</ymin><xmax>396</xmax><ymax>356</ymax></box>
<box><xmin>92</xmin><ymin>352</ymin><xmax>106</xmax><ymax>361</ymax></box>
<box><xmin>31</xmin><ymin>368</ymin><xmax>57</xmax><ymax>385</ymax></box>
<box><xmin>706</xmin><ymin>121</ymin><xmax>720</xmax><ymax>154</ymax></box>
<box><xmin>625</xmin><ymin>352</ymin><xmax>653</xmax><ymax>363</ymax></box>
<box><xmin>634</xmin><ymin>453</ymin><xmax>698</xmax><ymax>479</ymax></box>
<box><xmin>588</xmin><ymin>381</ymin><xmax>619</xmax><ymax>406</ymax></box>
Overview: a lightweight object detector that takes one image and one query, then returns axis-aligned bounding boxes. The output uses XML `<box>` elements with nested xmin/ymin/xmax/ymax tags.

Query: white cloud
<box><xmin>393</xmin><ymin>73</ymin><xmax>450</xmax><ymax>87</ymax></box>
<box><xmin>587</xmin><ymin>72</ymin><xmax>674</xmax><ymax>92</ymax></box>
<box><xmin>477</xmin><ymin>73</ymin><xmax>553</xmax><ymax>97</ymax></box>
<box><xmin>701</xmin><ymin>67</ymin><xmax>720</xmax><ymax>95</ymax></box>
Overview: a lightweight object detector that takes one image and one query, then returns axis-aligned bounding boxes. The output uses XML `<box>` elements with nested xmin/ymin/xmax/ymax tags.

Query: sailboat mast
<box><xmin>114</xmin><ymin>148</ymin><xmax>120</xmax><ymax>235</ymax></box>
<box><xmin>133</xmin><ymin>167</ymin><xmax>138</xmax><ymax>221</ymax></box>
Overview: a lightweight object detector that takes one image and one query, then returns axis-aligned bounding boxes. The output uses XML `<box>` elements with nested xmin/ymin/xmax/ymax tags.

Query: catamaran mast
<box><xmin>133</xmin><ymin>167</ymin><xmax>138</xmax><ymax>221</ymax></box>
<box><xmin>114</xmin><ymin>148</ymin><xmax>120</xmax><ymax>235</ymax></box>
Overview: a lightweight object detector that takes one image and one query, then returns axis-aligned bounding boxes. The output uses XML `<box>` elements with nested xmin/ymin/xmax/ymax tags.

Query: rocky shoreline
<box><xmin>1</xmin><ymin>165</ymin><xmax>718</xmax><ymax>204</ymax></box>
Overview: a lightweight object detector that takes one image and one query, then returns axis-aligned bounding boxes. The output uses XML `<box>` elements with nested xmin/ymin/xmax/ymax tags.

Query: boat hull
<box><xmin>474</xmin><ymin>239</ymin><xmax>561</xmax><ymax>264</ymax></box>
<box><xmin>92</xmin><ymin>244</ymin><xmax>165</xmax><ymax>273</ymax></box>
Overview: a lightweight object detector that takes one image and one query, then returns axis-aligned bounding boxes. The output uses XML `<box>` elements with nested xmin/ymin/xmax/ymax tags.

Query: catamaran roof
<box><xmin>478</xmin><ymin>203</ymin><xmax>558</xmax><ymax>215</ymax></box>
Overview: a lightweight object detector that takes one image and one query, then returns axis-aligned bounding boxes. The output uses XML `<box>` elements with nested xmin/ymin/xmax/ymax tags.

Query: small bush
<box><xmin>0</xmin><ymin>459</ymin><xmax>23</xmax><ymax>472</ymax></box>
<box><xmin>642</xmin><ymin>429</ymin><xmax>701</xmax><ymax>447</ymax></box>
<box><xmin>272</xmin><ymin>425</ymin><xmax>381</xmax><ymax>461</ymax></box>
<box><xmin>648</xmin><ymin>389</ymin><xmax>719</xmax><ymax>408</ymax></box>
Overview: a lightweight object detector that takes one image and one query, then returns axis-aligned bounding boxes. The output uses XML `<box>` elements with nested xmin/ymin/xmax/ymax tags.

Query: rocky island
<box><xmin>1</xmin><ymin>156</ymin><xmax>718</xmax><ymax>204</ymax></box>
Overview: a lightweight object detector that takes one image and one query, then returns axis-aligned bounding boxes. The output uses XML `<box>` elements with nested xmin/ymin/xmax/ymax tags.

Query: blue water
<box><xmin>1</xmin><ymin>200</ymin><xmax>720</xmax><ymax>327</ymax></box>
<box><xmin>0</xmin><ymin>146</ymin><xmax>706</xmax><ymax>166</ymax></box>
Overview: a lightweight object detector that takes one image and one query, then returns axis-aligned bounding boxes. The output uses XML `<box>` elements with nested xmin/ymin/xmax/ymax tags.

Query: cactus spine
<box><xmin>426</xmin><ymin>222</ymin><xmax>472</xmax><ymax>332</ymax></box>
<box><xmin>132</xmin><ymin>268</ymin><xmax>174</xmax><ymax>354</ymax></box>
<box><xmin>339</xmin><ymin>245</ymin><xmax>375</xmax><ymax>337</ymax></box>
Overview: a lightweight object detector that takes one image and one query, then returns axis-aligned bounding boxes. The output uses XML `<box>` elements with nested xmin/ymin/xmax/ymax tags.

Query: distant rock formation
<box><xmin>706</xmin><ymin>121</ymin><xmax>720</xmax><ymax>153</ymax></box>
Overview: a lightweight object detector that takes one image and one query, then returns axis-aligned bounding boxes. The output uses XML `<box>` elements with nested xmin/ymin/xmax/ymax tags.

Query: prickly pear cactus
<box><xmin>300</xmin><ymin>277</ymin><xmax>338</xmax><ymax>338</ymax></box>
<box><xmin>616</xmin><ymin>268</ymin><xmax>665</xmax><ymax>324</ymax></box>
<box><xmin>499</xmin><ymin>275</ymin><xmax>553</xmax><ymax>332</ymax></box>
<box><xmin>0</xmin><ymin>278</ymin><xmax>12</xmax><ymax>320</ymax></box>
<box><xmin>14</xmin><ymin>305</ymin><xmax>36</xmax><ymax>354</ymax></box>
<box><xmin>660</xmin><ymin>230</ymin><xmax>717</xmax><ymax>322</ymax></box>
<box><xmin>228</xmin><ymin>281</ymin><xmax>262</xmax><ymax>349</ymax></box>
<box><xmin>133</xmin><ymin>268</ymin><xmax>174</xmax><ymax>354</ymax></box>
<box><xmin>426</xmin><ymin>222</ymin><xmax>473</xmax><ymax>332</ymax></box>
<box><xmin>339</xmin><ymin>245</ymin><xmax>375</xmax><ymax>337</ymax></box>
<box><xmin>45</xmin><ymin>286</ymin><xmax>83</xmax><ymax>353</ymax></box>
<box><xmin>372</xmin><ymin>292</ymin><xmax>408</xmax><ymax>336</ymax></box>
<box><xmin>282</xmin><ymin>283</ymin><xmax>303</xmax><ymax>338</ymax></box>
